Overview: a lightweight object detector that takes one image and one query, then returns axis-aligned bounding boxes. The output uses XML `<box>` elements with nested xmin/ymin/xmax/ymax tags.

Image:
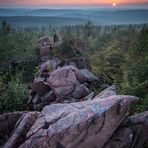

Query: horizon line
<box><xmin>0</xmin><ymin>5</ymin><xmax>148</xmax><ymax>8</ymax></box>
<box><xmin>0</xmin><ymin>2</ymin><xmax>148</xmax><ymax>7</ymax></box>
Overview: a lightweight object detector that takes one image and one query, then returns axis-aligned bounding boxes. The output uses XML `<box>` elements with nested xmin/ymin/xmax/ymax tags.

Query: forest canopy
<box><xmin>0</xmin><ymin>21</ymin><xmax>148</xmax><ymax>113</ymax></box>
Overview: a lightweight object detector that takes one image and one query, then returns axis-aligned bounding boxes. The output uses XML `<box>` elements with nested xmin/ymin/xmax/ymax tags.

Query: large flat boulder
<box><xmin>48</xmin><ymin>65</ymin><xmax>85</xmax><ymax>97</ymax></box>
<box><xmin>19</xmin><ymin>94</ymin><xmax>137</xmax><ymax>148</ymax></box>
<box><xmin>49</xmin><ymin>67</ymin><xmax>76</xmax><ymax>97</ymax></box>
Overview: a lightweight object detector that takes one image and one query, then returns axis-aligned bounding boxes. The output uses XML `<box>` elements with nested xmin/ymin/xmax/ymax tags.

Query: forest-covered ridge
<box><xmin>0</xmin><ymin>21</ymin><xmax>147</xmax><ymax>114</ymax></box>
<box><xmin>0</xmin><ymin>8</ymin><xmax>148</xmax><ymax>26</ymax></box>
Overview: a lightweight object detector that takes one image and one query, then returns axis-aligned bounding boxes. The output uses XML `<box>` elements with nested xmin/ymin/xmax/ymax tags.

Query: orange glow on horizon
<box><xmin>0</xmin><ymin>0</ymin><xmax>147</xmax><ymax>6</ymax></box>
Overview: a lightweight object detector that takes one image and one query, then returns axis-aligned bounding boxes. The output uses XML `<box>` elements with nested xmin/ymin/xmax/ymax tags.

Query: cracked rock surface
<box><xmin>19</xmin><ymin>90</ymin><xmax>137</xmax><ymax>148</ymax></box>
<box><xmin>105</xmin><ymin>111</ymin><xmax>148</xmax><ymax>148</ymax></box>
<box><xmin>3</xmin><ymin>112</ymin><xmax>39</xmax><ymax>148</ymax></box>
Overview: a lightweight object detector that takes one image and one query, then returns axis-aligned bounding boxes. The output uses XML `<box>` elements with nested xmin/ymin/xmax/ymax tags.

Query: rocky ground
<box><xmin>0</xmin><ymin>37</ymin><xmax>148</xmax><ymax>148</ymax></box>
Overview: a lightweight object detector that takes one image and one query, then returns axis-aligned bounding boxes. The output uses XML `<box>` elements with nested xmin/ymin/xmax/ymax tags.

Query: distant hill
<box><xmin>0</xmin><ymin>8</ymin><xmax>148</xmax><ymax>26</ymax></box>
<box><xmin>0</xmin><ymin>16</ymin><xmax>88</xmax><ymax>27</ymax></box>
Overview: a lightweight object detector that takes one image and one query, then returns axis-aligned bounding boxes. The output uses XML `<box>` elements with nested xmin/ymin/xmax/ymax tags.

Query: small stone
<box><xmin>83</xmin><ymin>92</ymin><xmax>95</xmax><ymax>101</ymax></box>
<box><xmin>32</xmin><ymin>95</ymin><xmax>40</xmax><ymax>104</ymax></box>
<box><xmin>41</xmin><ymin>91</ymin><xmax>56</xmax><ymax>102</ymax></box>
<box><xmin>72</xmin><ymin>84</ymin><xmax>90</xmax><ymax>99</ymax></box>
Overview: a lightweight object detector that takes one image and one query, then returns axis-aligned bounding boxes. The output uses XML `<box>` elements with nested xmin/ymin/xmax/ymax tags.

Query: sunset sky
<box><xmin>0</xmin><ymin>0</ymin><xmax>147</xmax><ymax>6</ymax></box>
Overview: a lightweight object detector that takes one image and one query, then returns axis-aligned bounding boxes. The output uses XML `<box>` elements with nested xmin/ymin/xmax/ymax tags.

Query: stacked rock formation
<box><xmin>28</xmin><ymin>37</ymin><xmax>103</xmax><ymax>110</ymax></box>
<box><xmin>38</xmin><ymin>36</ymin><xmax>52</xmax><ymax>62</ymax></box>
<box><xmin>0</xmin><ymin>37</ymin><xmax>148</xmax><ymax>148</ymax></box>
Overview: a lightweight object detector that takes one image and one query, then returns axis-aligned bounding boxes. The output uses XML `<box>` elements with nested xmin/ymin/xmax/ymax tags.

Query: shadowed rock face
<box><xmin>105</xmin><ymin>111</ymin><xmax>148</xmax><ymax>148</ymax></box>
<box><xmin>19</xmin><ymin>93</ymin><xmax>137</xmax><ymax>148</ymax></box>
<box><xmin>104</xmin><ymin>127</ymin><xmax>134</xmax><ymax>148</ymax></box>
<box><xmin>3</xmin><ymin>112</ymin><xmax>39</xmax><ymax>148</ymax></box>
<box><xmin>0</xmin><ymin>112</ymin><xmax>25</xmax><ymax>144</ymax></box>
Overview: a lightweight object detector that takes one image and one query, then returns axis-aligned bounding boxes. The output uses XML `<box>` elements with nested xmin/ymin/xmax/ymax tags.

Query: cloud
<box><xmin>0</xmin><ymin>0</ymin><xmax>23</xmax><ymax>4</ymax></box>
<box><xmin>0</xmin><ymin>0</ymin><xmax>147</xmax><ymax>6</ymax></box>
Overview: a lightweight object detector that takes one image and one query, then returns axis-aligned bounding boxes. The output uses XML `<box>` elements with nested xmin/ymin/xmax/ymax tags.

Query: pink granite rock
<box><xmin>19</xmin><ymin>94</ymin><xmax>137</xmax><ymax>148</ymax></box>
<box><xmin>105</xmin><ymin>111</ymin><xmax>148</xmax><ymax>148</ymax></box>
<box><xmin>38</xmin><ymin>37</ymin><xmax>51</xmax><ymax>47</ymax></box>
<box><xmin>72</xmin><ymin>84</ymin><xmax>90</xmax><ymax>99</ymax></box>
<box><xmin>4</xmin><ymin>112</ymin><xmax>39</xmax><ymax>148</ymax></box>
<box><xmin>32</xmin><ymin>77</ymin><xmax>51</xmax><ymax>96</ymax></box>
<box><xmin>0</xmin><ymin>112</ymin><xmax>25</xmax><ymax>140</ymax></box>
<box><xmin>104</xmin><ymin>127</ymin><xmax>133</xmax><ymax>148</ymax></box>
<box><xmin>49</xmin><ymin>66</ymin><xmax>77</xmax><ymax>97</ymax></box>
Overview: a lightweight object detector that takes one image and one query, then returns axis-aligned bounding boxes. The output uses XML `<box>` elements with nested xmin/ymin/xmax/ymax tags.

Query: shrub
<box><xmin>0</xmin><ymin>73</ymin><xmax>28</xmax><ymax>113</ymax></box>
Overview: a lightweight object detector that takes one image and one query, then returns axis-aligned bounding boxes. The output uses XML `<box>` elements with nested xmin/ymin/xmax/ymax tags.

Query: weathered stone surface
<box><xmin>32</xmin><ymin>77</ymin><xmax>51</xmax><ymax>96</ymax></box>
<box><xmin>40</xmin><ymin>91</ymin><xmax>56</xmax><ymax>102</ymax></box>
<box><xmin>0</xmin><ymin>112</ymin><xmax>25</xmax><ymax>142</ymax></box>
<box><xmin>19</xmin><ymin>94</ymin><xmax>137</xmax><ymax>148</ymax></box>
<box><xmin>30</xmin><ymin>65</ymin><xmax>89</xmax><ymax>109</ymax></box>
<box><xmin>49</xmin><ymin>66</ymin><xmax>77</xmax><ymax>97</ymax></box>
<box><xmin>105</xmin><ymin>111</ymin><xmax>148</xmax><ymax>148</ymax></box>
<box><xmin>63</xmin><ymin>98</ymin><xmax>78</xmax><ymax>103</ymax></box>
<box><xmin>34</xmin><ymin>102</ymin><xmax>51</xmax><ymax>111</ymax></box>
<box><xmin>64</xmin><ymin>65</ymin><xmax>86</xmax><ymax>82</ymax></box>
<box><xmin>38</xmin><ymin>36</ymin><xmax>51</xmax><ymax>47</ymax></box>
<box><xmin>80</xmin><ymin>69</ymin><xmax>99</xmax><ymax>82</ymax></box>
<box><xmin>83</xmin><ymin>92</ymin><xmax>95</xmax><ymax>101</ymax></box>
<box><xmin>50</xmin><ymin>58</ymin><xmax>62</xmax><ymax>70</ymax></box>
<box><xmin>40</xmin><ymin>45</ymin><xmax>51</xmax><ymax>62</ymax></box>
<box><xmin>38</xmin><ymin>37</ymin><xmax>52</xmax><ymax>62</ymax></box>
<box><xmin>38</xmin><ymin>59</ymin><xmax>62</xmax><ymax>78</ymax></box>
<box><xmin>94</xmin><ymin>85</ymin><xmax>117</xmax><ymax>99</ymax></box>
<box><xmin>104</xmin><ymin>127</ymin><xmax>133</xmax><ymax>148</ymax></box>
<box><xmin>49</xmin><ymin>65</ymin><xmax>84</xmax><ymax>96</ymax></box>
<box><xmin>40</xmin><ymin>60</ymin><xmax>53</xmax><ymax>72</ymax></box>
<box><xmin>123</xmin><ymin>111</ymin><xmax>148</xmax><ymax>148</ymax></box>
<box><xmin>3</xmin><ymin>112</ymin><xmax>39</xmax><ymax>148</ymax></box>
<box><xmin>123</xmin><ymin>111</ymin><xmax>148</xmax><ymax>126</ymax></box>
<box><xmin>32</xmin><ymin>95</ymin><xmax>40</xmax><ymax>104</ymax></box>
<box><xmin>72</xmin><ymin>84</ymin><xmax>90</xmax><ymax>99</ymax></box>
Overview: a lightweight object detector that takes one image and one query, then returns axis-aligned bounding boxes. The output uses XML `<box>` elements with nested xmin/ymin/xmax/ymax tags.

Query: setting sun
<box><xmin>112</xmin><ymin>3</ymin><xmax>116</xmax><ymax>6</ymax></box>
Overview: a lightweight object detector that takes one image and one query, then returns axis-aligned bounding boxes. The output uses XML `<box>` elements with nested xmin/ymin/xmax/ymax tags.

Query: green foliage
<box><xmin>0</xmin><ymin>73</ymin><xmax>28</xmax><ymax>113</ymax></box>
<box><xmin>0</xmin><ymin>22</ymin><xmax>39</xmax><ymax>113</ymax></box>
<box><xmin>120</xmin><ymin>26</ymin><xmax>148</xmax><ymax>112</ymax></box>
<box><xmin>0</xmin><ymin>21</ymin><xmax>147</xmax><ymax>114</ymax></box>
<box><xmin>88</xmin><ymin>25</ymin><xmax>148</xmax><ymax>113</ymax></box>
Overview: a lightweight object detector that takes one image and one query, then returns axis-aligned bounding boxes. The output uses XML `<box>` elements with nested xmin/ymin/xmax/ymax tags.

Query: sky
<box><xmin>0</xmin><ymin>0</ymin><xmax>147</xmax><ymax>7</ymax></box>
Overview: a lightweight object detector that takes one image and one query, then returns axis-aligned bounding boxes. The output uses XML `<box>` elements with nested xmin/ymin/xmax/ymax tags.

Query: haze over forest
<box><xmin>0</xmin><ymin>5</ymin><xmax>148</xmax><ymax>27</ymax></box>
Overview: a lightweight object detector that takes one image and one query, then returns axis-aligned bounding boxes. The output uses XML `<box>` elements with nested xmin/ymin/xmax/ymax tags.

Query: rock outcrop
<box><xmin>4</xmin><ymin>112</ymin><xmax>39</xmax><ymax>148</ymax></box>
<box><xmin>28</xmin><ymin>38</ymin><xmax>103</xmax><ymax>110</ymax></box>
<box><xmin>105</xmin><ymin>111</ymin><xmax>148</xmax><ymax>148</ymax></box>
<box><xmin>0</xmin><ymin>37</ymin><xmax>147</xmax><ymax>148</ymax></box>
<box><xmin>0</xmin><ymin>112</ymin><xmax>25</xmax><ymax>144</ymax></box>
<box><xmin>19</xmin><ymin>92</ymin><xmax>137</xmax><ymax>148</ymax></box>
<box><xmin>38</xmin><ymin>37</ymin><xmax>52</xmax><ymax>62</ymax></box>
